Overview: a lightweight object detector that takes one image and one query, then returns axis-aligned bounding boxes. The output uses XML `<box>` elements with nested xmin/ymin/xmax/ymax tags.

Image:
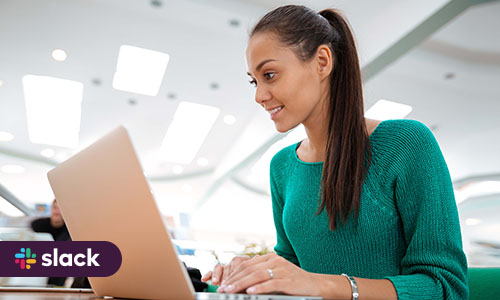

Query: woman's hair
<box><xmin>251</xmin><ymin>5</ymin><xmax>371</xmax><ymax>230</ymax></box>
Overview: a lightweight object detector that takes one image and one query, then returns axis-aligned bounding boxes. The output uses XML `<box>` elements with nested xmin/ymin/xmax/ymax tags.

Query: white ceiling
<box><xmin>0</xmin><ymin>0</ymin><xmax>499</xmax><ymax>246</ymax></box>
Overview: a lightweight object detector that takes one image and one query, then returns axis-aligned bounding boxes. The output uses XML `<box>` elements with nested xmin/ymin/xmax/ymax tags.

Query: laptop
<box><xmin>47</xmin><ymin>126</ymin><xmax>322</xmax><ymax>300</ymax></box>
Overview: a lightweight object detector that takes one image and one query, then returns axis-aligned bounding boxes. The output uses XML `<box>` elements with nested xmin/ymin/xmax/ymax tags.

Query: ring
<box><xmin>266</xmin><ymin>268</ymin><xmax>274</xmax><ymax>280</ymax></box>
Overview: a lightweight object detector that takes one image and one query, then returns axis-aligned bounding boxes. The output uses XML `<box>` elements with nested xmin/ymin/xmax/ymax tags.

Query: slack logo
<box><xmin>41</xmin><ymin>248</ymin><xmax>100</xmax><ymax>267</ymax></box>
<box><xmin>15</xmin><ymin>248</ymin><xmax>37</xmax><ymax>270</ymax></box>
<box><xmin>0</xmin><ymin>241</ymin><xmax>121</xmax><ymax>277</ymax></box>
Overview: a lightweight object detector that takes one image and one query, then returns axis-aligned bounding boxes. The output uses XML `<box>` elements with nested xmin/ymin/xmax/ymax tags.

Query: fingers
<box><xmin>219</xmin><ymin>255</ymin><xmax>252</xmax><ymax>285</ymax></box>
<box><xmin>219</xmin><ymin>262</ymin><xmax>272</xmax><ymax>293</ymax></box>
<box><xmin>246</xmin><ymin>279</ymin><xmax>288</xmax><ymax>295</ymax></box>
<box><xmin>201</xmin><ymin>271</ymin><xmax>212</xmax><ymax>282</ymax></box>
<box><xmin>230</xmin><ymin>253</ymin><xmax>271</xmax><ymax>276</ymax></box>
<box><xmin>222</xmin><ymin>269</ymin><xmax>272</xmax><ymax>293</ymax></box>
<box><xmin>211</xmin><ymin>264</ymin><xmax>225</xmax><ymax>285</ymax></box>
<box><xmin>204</xmin><ymin>256</ymin><xmax>253</xmax><ymax>287</ymax></box>
<box><xmin>224</xmin><ymin>260</ymin><xmax>268</xmax><ymax>285</ymax></box>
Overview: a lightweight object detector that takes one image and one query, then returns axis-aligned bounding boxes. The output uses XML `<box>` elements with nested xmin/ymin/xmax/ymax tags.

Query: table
<box><xmin>0</xmin><ymin>287</ymin><xmax>104</xmax><ymax>300</ymax></box>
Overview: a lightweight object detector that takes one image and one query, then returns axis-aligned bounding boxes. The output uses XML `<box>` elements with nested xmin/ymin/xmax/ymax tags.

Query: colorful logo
<box><xmin>2</xmin><ymin>241</ymin><xmax>121</xmax><ymax>277</ymax></box>
<box><xmin>15</xmin><ymin>247</ymin><xmax>37</xmax><ymax>270</ymax></box>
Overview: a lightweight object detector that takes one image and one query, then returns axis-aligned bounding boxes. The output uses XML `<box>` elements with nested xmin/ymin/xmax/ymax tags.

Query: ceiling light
<box><xmin>223</xmin><ymin>114</ymin><xmax>236</xmax><ymax>125</ymax></box>
<box><xmin>210</xmin><ymin>82</ymin><xmax>219</xmax><ymax>90</ymax></box>
<box><xmin>455</xmin><ymin>181</ymin><xmax>500</xmax><ymax>203</ymax></box>
<box><xmin>161</xmin><ymin>101</ymin><xmax>220</xmax><ymax>164</ymax></box>
<box><xmin>40</xmin><ymin>148</ymin><xmax>55</xmax><ymax>158</ymax></box>
<box><xmin>197</xmin><ymin>157</ymin><xmax>209</xmax><ymax>167</ymax></box>
<box><xmin>229</xmin><ymin>19</ymin><xmax>241</xmax><ymax>27</ymax></box>
<box><xmin>91</xmin><ymin>78</ymin><xmax>102</xmax><ymax>86</ymax></box>
<box><xmin>172</xmin><ymin>165</ymin><xmax>184</xmax><ymax>175</ymax></box>
<box><xmin>0</xmin><ymin>131</ymin><xmax>14</xmax><ymax>142</ymax></box>
<box><xmin>182</xmin><ymin>184</ymin><xmax>192</xmax><ymax>193</ymax></box>
<box><xmin>22</xmin><ymin>75</ymin><xmax>83</xmax><ymax>148</ymax></box>
<box><xmin>465</xmin><ymin>218</ymin><xmax>481</xmax><ymax>226</ymax></box>
<box><xmin>445</xmin><ymin>73</ymin><xmax>455</xmax><ymax>80</ymax></box>
<box><xmin>0</xmin><ymin>80</ymin><xmax>4</xmax><ymax>87</ymax></box>
<box><xmin>51</xmin><ymin>49</ymin><xmax>67</xmax><ymax>62</ymax></box>
<box><xmin>1</xmin><ymin>164</ymin><xmax>25</xmax><ymax>174</ymax></box>
<box><xmin>167</xmin><ymin>92</ymin><xmax>177</xmax><ymax>100</ymax></box>
<box><xmin>364</xmin><ymin>99</ymin><xmax>412</xmax><ymax>120</ymax></box>
<box><xmin>112</xmin><ymin>45</ymin><xmax>170</xmax><ymax>96</ymax></box>
<box><xmin>150</xmin><ymin>0</ymin><xmax>162</xmax><ymax>8</ymax></box>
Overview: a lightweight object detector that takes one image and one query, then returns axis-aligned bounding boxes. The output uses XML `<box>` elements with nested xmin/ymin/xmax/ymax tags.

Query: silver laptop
<box><xmin>47</xmin><ymin>126</ymin><xmax>321</xmax><ymax>300</ymax></box>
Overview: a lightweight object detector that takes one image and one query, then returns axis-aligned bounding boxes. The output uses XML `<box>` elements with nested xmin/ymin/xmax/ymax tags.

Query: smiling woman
<box><xmin>202</xmin><ymin>5</ymin><xmax>468</xmax><ymax>300</ymax></box>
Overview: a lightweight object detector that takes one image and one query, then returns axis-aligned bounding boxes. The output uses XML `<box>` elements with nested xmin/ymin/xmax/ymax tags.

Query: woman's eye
<box><xmin>248</xmin><ymin>79</ymin><xmax>257</xmax><ymax>87</ymax></box>
<box><xmin>264</xmin><ymin>72</ymin><xmax>275</xmax><ymax>80</ymax></box>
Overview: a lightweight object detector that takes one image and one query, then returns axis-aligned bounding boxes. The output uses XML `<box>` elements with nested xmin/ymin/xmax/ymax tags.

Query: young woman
<box><xmin>201</xmin><ymin>5</ymin><xmax>468</xmax><ymax>300</ymax></box>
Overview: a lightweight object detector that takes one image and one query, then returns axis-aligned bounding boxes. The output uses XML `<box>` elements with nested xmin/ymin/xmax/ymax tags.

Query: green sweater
<box><xmin>270</xmin><ymin>119</ymin><xmax>468</xmax><ymax>300</ymax></box>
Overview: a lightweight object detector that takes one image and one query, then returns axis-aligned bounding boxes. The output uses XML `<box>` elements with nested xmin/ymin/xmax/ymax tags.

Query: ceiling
<box><xmin>0</xmin><ymin>0</ymin><xmax>499</xmax><ymax>249</ymax></box>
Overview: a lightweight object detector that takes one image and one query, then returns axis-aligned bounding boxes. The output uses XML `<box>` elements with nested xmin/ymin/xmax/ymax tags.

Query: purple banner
<box><xmin>0</xmin><ymin>241</ymin><xmax>121</xmax><ymax>277</ymax></box>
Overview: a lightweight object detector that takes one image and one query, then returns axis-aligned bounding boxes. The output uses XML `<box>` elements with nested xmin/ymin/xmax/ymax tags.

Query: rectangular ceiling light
<box><xmin>364</xmin><ymin>99</ymin><xmax>413</xmax><ymax>120</ymax></box>
<box><xmin>112</xmin><ymin>45</ymin><xmax>170</xmax><ymax>96</ymax></box>
<box><xmin>161</xmin><ymin>101</ymin><xmax>220</xmax><ymax>164</ymax></box>
<box><xmin>22</xmin><ymin>75</ymin><xmax>83</xmax><ymax>148</ymax></box>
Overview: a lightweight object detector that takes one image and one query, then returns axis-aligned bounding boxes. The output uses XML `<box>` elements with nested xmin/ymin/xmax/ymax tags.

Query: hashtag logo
<box><xmin>14</xmin><ymin>248</ymin><xmax>37</xmax><ymax>270</ymax></box>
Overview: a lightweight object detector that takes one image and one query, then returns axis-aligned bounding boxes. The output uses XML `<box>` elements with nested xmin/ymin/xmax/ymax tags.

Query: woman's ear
<box><xmin>316</xmin><ymin>45</ymin><xmax>333</xmax><ymax>81</ymax></box>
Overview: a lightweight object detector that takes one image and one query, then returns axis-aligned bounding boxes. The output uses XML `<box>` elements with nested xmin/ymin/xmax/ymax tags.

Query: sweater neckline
<box><xmin>293</xmin><ymin>119</ymin><xmax>389</xmax><ymax>165</ymax></box>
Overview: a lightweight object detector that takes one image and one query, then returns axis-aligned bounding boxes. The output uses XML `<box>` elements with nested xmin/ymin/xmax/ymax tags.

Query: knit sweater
<box><xmin>269</xmin><ymin>119</ymin><xmax>468</xmax><ymax>300</ymax></box>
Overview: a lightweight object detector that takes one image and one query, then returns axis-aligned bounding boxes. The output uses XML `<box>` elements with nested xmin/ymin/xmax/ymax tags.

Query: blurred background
<box><xmin>0</xmin><ymin>0</ymin><xmax>499</xmax><ymax>287</ymax></box>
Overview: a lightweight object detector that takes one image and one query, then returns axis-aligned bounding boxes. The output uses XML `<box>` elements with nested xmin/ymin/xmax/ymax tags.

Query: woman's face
<box><xmin>246</xmin><ymin>32</ymin><xmax>328</xmax><ymax>133</ymax></box>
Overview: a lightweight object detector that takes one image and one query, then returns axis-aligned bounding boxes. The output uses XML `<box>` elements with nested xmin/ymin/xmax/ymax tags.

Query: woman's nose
<box><xmin>255</xmin><ymin>85</ymin><xmax>271</xmax><ymax>106</ymax></box>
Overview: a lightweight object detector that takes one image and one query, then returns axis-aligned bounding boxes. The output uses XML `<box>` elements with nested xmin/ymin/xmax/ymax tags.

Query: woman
<box><xmin>201</xmin><ymin>5</ymin><xmax>468</xmax><ymax>300</ymax></box>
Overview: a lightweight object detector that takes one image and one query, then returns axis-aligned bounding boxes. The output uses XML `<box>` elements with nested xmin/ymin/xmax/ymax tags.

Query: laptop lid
<box><xmin>47</xmin><ymin>126</ymin><xmax>195</xmax><ymax>300</ymax></box>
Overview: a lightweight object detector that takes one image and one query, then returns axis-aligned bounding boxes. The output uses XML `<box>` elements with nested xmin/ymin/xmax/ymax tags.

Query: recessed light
<box><xmin>210</xmin><ymin>82</ymin><xmax>219</xmax><ymax>90</ymax></box>
<box><xmin>223</xmin><ymin>114</ymin><xmax>236</xmax><ymax>125</ymax></box>
<box><xmin>182</xmin><ymin>184</ymin><xmax>192</xmax><ymax>193</ymax></box>
<box><xmin>0</xmin><ymin>80</ymin><xmax>4</xmax><ymax>87</ymax></box>
<box><xmin>51</xmin><ymin>49</ymin><xmax>67</xmax><ymax>62</ymax></box>
<box><xmin>161</xmin><ymin>101</ymin><xmax>220</xmax><ymax>164</ymax></box>
<box><xmin>150</xmin><ymin>0</ymin><xmax>162</xmax><ymax>8</ymax></box>
<box><xmin>197</xmin><ymin>157</ymin><xmax>209</xmax><ymax>167</ymax></box>
<box><xmin>112</xmin><ymin>45</ymin><xmax>170</xmax><ymax>96</ymax></box>
<box><xmin>445</xmin><ymin>73</ymin><xmax>455</xmax><ymax>80</ymax></box>
<box><xmin>465</xmin><ymin>218</ymin><xmax>481</xmax><ymax>226</ymax></box>
<box><xmin>229</xmin><ymin>19</ymin><xmax>240</xmax><ymax>27</ymax></box>
<box><xmin>167</xmin><ymin>92</ymin><xmax>177</xmax><ymax>100</ymax></box>
<box><xmin>91</xmin><ymin>78</ymin><xmax>102</xmax><ymax>86</ymax></box>
<box><xmin>0</xmin><ymin>131</ymin><xmax>14</xmax><ymax>142</ymax></box>
<box><xmin>40</xmin><ymin>148</ymin><xmax>55</xmax><ymax>158</ymax></box>
<box><xmin>128</xmin><ymin>98</ymin><xmax>137</xmax><ymax>106</ymax></box>
<box><xmin>22</xmin><ymin>75</ymin><xmax>83</xmax><ymax>148</ymax></box>
<box><xmin>1</xmin><ymin>164</ymin><xmax>25</xmax><ymax>174</ymax></box>
<box><xmin>172</xmin><ymin>165</ymin><xmax>184</xmax><ymax>174</ymax></box>
<box><xmin>364</xmin><ymin>99</ymin><xmax>412</xmax><ymax>120</ymax></box>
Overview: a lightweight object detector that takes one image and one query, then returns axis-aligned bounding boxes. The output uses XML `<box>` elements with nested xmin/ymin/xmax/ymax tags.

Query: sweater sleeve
<box><xmin>270</xmin><ymin>152</ymin><xmax>299</xmax><ymax>266</ymax></box>
<box><xmin>384</xmin><ymin>121</ymin><xmax>468</xmax><ymax>300</ymax></box>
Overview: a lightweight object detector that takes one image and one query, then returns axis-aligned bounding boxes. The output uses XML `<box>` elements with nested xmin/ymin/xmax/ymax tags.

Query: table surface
<box><xmin>0</xmin><ymin>288</ymin><xmax>103</xmax><ymax>300</ymax></box>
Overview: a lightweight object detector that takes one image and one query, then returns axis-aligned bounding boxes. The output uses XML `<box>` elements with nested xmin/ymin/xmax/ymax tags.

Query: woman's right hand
<box><xmin>201</xmin><ymin>255</ymin><xmax>251</xmax><ymax>286</ymax></box>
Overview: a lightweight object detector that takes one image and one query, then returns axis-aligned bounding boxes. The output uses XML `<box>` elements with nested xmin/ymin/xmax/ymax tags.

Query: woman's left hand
<box><xmin>217</xmin><ymin>253</ymin><xmax>322</xmax><ymax>296</ymax></box>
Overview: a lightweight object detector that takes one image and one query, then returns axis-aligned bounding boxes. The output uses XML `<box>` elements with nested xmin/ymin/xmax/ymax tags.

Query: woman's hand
<box><xmin>201</xmin><ymin>255</ymin><xmax>251</xmax><ymax>286</ymax></box>
<box><xmin>217</xmin><ymin>253</ymin><xmax>323</xmax><ymax>296</ymax></box>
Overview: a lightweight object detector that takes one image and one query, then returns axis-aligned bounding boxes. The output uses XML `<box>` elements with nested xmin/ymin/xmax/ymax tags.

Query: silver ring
<box><xmin>266</xmin><ymin>268</ymin><xmax>274</xmax><ymax>280</ymax></box>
